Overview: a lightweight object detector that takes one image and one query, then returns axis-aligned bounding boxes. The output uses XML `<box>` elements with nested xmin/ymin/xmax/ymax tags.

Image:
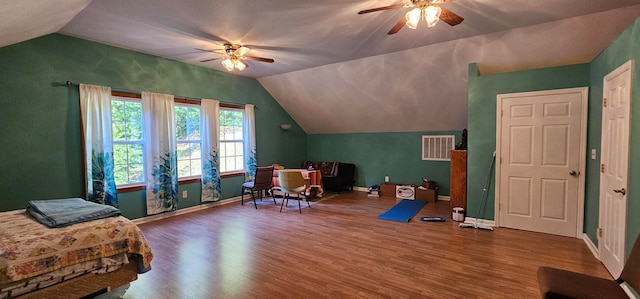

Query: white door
<box><xmin>496</xmin><ymin>88</ymin><xmax>588</xmax><ymax>237</ymax></box>
<box><xmin>599</xmin><ymin>60</ymin><xmax>633</xmax><ymax>277</ymax></box>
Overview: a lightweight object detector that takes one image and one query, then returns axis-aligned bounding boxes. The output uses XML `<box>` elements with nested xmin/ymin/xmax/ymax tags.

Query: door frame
<box><xmin>495</xmin><ymin>87</ymin><xmax>589</xmax><ymax>237</ymax></box>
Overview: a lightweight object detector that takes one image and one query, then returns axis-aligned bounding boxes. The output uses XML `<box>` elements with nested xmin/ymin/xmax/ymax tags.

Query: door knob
<box><xmin>569</xmin><ymin>170</ymin><xmax>580</xmax><ymax>176</ymax></box>
<box><xmin>613</xmin><ymin>188</ymin><xmax>627</xmax><ymax>196</ymax></box>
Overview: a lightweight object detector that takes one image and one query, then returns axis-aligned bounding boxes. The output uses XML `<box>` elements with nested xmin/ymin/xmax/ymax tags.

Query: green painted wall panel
<box><xmin>0</xmin><ymin>34</ymin><xmax>304</xmax><ymax>218</ymax></box>
<box><xmin>307</xmin><ymin>131</ymin><xmax>461</xmax><ymax>195</ymax></box>
<box><xmin>467</xmin><ymin>63</ymin><xmax>590</xmax><ymax>221</ymax></box>
<box><xmin>590</xmin><ymin>17</ymin><xmax>640</xmax><ymax>255</ymax></box>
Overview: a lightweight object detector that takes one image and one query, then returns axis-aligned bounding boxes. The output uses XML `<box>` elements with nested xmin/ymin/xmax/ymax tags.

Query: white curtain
<box><xmin>244</xmin><ymin>104</ymin><xmax>257</xmax><ymax>181</ymax></box>
<box><xmin>79</xmin><ymin>84</ymin><xmax>118</xmax><ymax>206</ymax></box>
<box><xmin>142</xmin><ymin>91</ymin><xmax>178</xmax><ymax>215</ymax></box>
<box><xmin>200</xmin><ymin>99</ymin><xmax>221</xmax><ymax>202</ymax></box>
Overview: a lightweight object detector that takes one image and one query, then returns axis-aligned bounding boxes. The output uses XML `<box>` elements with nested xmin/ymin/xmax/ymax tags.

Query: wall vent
<box><xmin>422</xmin><ymin>135</ymin><xmax>455</xmax><ymax>161</ymax></box>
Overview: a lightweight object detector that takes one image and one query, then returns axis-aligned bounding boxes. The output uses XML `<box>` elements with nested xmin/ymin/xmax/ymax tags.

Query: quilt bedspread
<box><xmin>0</xmin><ymin>210</ymin><xmax>153</xmax><ymax>285</ymax></box>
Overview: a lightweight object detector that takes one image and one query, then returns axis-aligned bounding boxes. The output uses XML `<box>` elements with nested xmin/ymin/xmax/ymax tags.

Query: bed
<box><xmin>0</xmin><ymin>208</ymin><xmax>153</xmax><ymax>299</ymax></box>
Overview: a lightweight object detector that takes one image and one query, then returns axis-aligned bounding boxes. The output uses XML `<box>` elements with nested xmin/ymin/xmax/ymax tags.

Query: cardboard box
<box><xmin>396</xmin><ymin>185</ymin><xmax>416</xmax><ymax>199</ymax></box>
<box><xmin>379</xmin><ymin>182</ymin><xmax>401</xmax><ymax>197</ymax></box>
<box><xmin>416</xmin><ymin>188</ymin><xmax>437</xmax><ymax>202</ymax></box>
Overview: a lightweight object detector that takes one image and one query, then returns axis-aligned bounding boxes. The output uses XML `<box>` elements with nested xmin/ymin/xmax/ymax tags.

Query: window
<box><xmin>175</xmin><ymin>104</ymin><xmax>201</xmax><ymax>177</ymax></box>
<box><xmin>112</xmin><ymin>97</ymin><xmax>144</xmax><ymax>185</ymax></box>
<box><xmin>111</xmin><ymin>96</ymin><xmax>247</xmax><ymax>187</ymax></box>
<box><xmin>219</xmin><ymin>108</ymin><xmax>245</xmax><ymax>173</ymax></box>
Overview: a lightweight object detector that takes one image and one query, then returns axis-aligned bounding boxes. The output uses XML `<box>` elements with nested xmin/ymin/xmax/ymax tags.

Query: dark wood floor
<box><xmin>123</xmin><ymin>191</ymin><xmax>611</xmax><ymax>299</ymax></box>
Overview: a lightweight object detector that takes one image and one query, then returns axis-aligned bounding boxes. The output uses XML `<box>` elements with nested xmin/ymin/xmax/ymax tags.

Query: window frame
<box><xmin>218</xmin><ymin>106</ymin><xmax>246</xmax><ymax>175</ymax></box>
<box><xmin>111</xmin><ymin>95</ymin><xmax>145</xmax><ymax>188</ymax></box>
<box><xmin>175</xmin><ymin>102</ymin><xmax>202</xmax><ymax>179</ymax></box>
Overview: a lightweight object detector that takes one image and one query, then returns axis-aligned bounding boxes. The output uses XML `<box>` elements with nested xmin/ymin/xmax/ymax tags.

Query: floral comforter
<box><xmin>0</xmin><ymin>210</ymin><xmax>153</xmax><ymax>285</ymax></box>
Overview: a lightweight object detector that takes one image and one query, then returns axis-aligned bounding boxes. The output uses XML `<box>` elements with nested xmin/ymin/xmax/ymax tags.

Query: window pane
<box><xmin>225</xmin><ymin>157</ymin><xmax>235</xmax><ymax>172</ymax></box>
<box><xmin>235</xmin><ymin>158</ymin><xmax>244</xmax><ymax>171</ymax></box>
<box><xmin>129</xmin><ymin>144</ymin><xmax>143</xmax><ymax>164</ymax></box>
<box><xmin>130</xmin><ymin>164</ymin><xmax>144</xmax><ymax>182</ymax></box>
<box><xmin>129</xmin><ymin>121</ymin><xmax>143</xmax><ymax>140</ymax></box>
<box><xmin>112</xmin><ymin>101</ymin><xmax>124</xmax><ymax>121</ymax></box>
<box><xmin>125</xmin><ymin>101</ymin><xmax>142</xmax><ymax>120</ymax></box>
<box><xmin>178</xmin><ymin>160</ymin><xmax>190</xmax><ymax>177</ymax></box>
<box><xmin>233</xmin><ymin>126</ymin><xmax>243</xmax><ymax>140</ymax></box>
<box><xmin>113</xmin><ymin>121</ymin><xmax>125</xmax><ymax>140</ymax></box>
<box><xmin>191</xmin><ymin>159</ymin><xmax>202</xmax><ymax>176</ymax></box>
<box><xmin>190</xmin><ymin>144</ymin><xmax>201</xmax><ymax>159</ymax></box>
<box><xmin>225</xmin><ymin>142</ymin><xmax>235</xmax><ymax>157</ymax></box>
<box><xmin>234</xmin><ymin>142</ymin><xmax>243</xmax><ymax>156</ymax></box>
<box><xmin>187</xmin><ymin>123</ymin><xmax>200</xmax><ymax>140</ymax></box>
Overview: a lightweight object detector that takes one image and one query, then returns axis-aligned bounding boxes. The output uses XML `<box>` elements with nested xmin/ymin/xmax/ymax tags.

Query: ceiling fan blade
<box><xmin>200</xmin><ymin>58</ymin><xmax>221</xmax><ymax>62</ymax></box>
<box><xmin>387</xmin><ymin>16</ymin><xmax>407</xmax><ymax>35</ymax></box>
<box><xmin>439</xmin><ymin>8</ymin><xmax>464</xmax><ymax>26</ymax></box>
<box><xmin>358</xmin><ymin>4</ymin><xmax>404</xmax><ymax>14</ymax></box>
<box><xmin>234</xmin><ymin>46</ymin><xmax>251</xmax><ymax>56</ymax></box>
<box><xmin>195</xmin><ymin>48</ymin><xmax>221</xmax><ymax>53</ymax></box>
<box><xmin>243</xmin><ymin>56</ymin><xmax>275</xmax><ymax>63</ymax></box>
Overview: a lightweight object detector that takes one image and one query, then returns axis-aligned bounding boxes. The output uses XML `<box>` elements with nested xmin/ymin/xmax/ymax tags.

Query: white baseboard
<box><xmin>354</xmin><ymin>186</ymin><xmax>368</xmax><ymax>192</ymax></box>
<box><xmin>132</xmin><ymin>196</ymin><xmax>242</xmax><ymax>225</ymax></box>
<box><xmin>461</xmin><ymin>217</ymin><xmax>496</xmax><ymax>227</ymax></box>
<box><xmin>583</xmin><ymin>233</ymin><xmax>599</xmax><ymax>259</ymax></box>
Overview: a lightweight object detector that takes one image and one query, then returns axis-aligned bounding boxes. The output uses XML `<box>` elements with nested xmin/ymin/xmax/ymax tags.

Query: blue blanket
<box><xmin>26</xmin><ymin>198</ymin><xmax>121</xmax><ymax>228</ymax></box>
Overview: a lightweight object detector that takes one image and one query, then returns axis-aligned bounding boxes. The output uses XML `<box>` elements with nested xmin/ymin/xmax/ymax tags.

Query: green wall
<box><xmin>468</xmin><ymin>16</ymin><xmax>640</xmax><ymax>256</ymax></box>
<box><xmin>590</xmin><ymin>17</ymin><xmax>640</xmax><ymax>255</ymax></box>
<box><xmin>307</xmin><ymin>131</ymin><xmax>462</xmax><ymax>195</ymax></box>
<box><xmin>0</xmin><ymin>33</ymin><xmax>306</xmax><ymax>219</ymax></box>
<box><xmin>467</xmin><ymin>63</ymin><xmax>591</xmax><ymax>220</ymax></box>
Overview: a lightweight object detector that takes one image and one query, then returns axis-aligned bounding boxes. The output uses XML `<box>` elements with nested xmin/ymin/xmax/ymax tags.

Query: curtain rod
<box><xmin>65</xmin><ymin>81</ymin><xmax>251</xmax><ymax>108</ymax></box>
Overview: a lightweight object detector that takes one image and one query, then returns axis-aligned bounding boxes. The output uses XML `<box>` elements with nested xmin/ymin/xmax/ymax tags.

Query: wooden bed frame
<box><xmin>15</xmin><ymin>257</ymin><xmax>138</xmax><ymax>299</ymax></box>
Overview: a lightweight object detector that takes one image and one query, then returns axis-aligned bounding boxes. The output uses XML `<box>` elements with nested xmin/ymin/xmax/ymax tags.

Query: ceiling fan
<box><xmin>195</xmin><ymin>44</ymin><xmax>275</xmax><ymax>71</ymax></box>
<box><xmin>358</xmin><ymin>0</ymin><xmax>464</xmax><ymax>35</ymax></box>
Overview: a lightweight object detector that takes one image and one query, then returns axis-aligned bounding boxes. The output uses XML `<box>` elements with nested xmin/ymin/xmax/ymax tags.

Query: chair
<box><xmin>277</xmin><ymin>170</ymin><xmax>311</xmax><ymax>214</ymax></box>
<box><xmin>537</xmin><ymin>234</ymin><xmax>640</xmax><ymax>299</ymax></box>
<box><xmin>241</xmin><ymin>166</ymin><xmax>275</xmax><ymax>209</ymax></box>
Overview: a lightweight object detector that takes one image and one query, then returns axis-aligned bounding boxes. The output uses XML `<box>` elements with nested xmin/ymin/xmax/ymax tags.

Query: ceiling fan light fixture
<box><xmin>424</xmin><ymin>5</ymin><xmax>442</xmax><ymax>27</ymax></box>
<box><xmin>234</xmin><ymin>59</ymin><xmax>248</xmax><ymax>71</ymax></box>
<box><xmin>405</xmin><ymin>8</ymin><xmax>422</xmax><ymax>29</ymax></box>
<box><xmin>221</xmin><ymin>57</ymin><xmax>235</xmax><ymax>71</ymax></box>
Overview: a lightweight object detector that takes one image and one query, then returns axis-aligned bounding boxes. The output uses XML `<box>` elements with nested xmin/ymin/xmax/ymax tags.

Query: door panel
<box><xmin>497</xmin><ymin>88</ymin><xmax>587</xmax><ymax>237</ymax></box>
<box><xmin>600</xmin><ymin>60</ymin><xmax>633</xmax><ymax>277</ymax></box>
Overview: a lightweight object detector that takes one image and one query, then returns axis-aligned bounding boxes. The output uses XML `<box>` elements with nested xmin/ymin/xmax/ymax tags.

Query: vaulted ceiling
<box><xmin>2</xmin><ymin>0</ymin><xmax>640</xmax><ymax>133</ymax></box>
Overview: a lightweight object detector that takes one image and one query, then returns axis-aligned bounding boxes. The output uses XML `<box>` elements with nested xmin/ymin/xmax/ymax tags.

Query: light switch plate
<box><xmin>591</xmin><ymin>149</ymin><xmax>597</xmax><ymax>160</ymax></box>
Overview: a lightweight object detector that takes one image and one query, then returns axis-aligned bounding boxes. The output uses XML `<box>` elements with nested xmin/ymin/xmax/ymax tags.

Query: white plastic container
<box><xmin>452</xmin><ymin>207</ymin><xmax>465</xmax><ymax>222</ymax></box>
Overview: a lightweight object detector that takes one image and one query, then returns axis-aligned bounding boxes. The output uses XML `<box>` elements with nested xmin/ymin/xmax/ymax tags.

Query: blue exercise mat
<box><xmin>378</xmin><ymin>199</ymin><xmax>428</xmax><ymax>222</ymax></box>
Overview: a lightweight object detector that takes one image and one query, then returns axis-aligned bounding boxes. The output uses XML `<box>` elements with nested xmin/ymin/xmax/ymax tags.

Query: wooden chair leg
<box><xmin>280</xmin><ymin>194</ymin><xmax>289</xmax><ymax>212</ymax></box>
<box><xmin>298</xmin><ymin>196</ymin><xmax>302</xmax><ymax>214</ymax></box>
<box><xmin>270</xmin><ymin>188</ymin><xmax>277</xmax><ymax>205</ymax></box>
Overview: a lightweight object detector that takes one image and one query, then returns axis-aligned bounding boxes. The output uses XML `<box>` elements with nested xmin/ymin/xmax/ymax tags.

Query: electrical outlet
<box><xmin>182</xmin><ymin>190</ymin><xmax>187</xmax><ymax>198</ymax></box>
<box><xmin>591</xmin><ymin>149</ymin><xmax>597</xmax><ymax>160</ymax></box>
<box><xmin>385</xmin><ymin>176</ymin><xmax>389</xmax><ymax>182</ymax></box>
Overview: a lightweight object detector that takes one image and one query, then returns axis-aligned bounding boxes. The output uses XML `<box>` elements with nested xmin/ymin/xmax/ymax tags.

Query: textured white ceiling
<box><xmin>1</xmin><ymin>0</ymin><xmax>640</xmax><ymax>134</ymax></box>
